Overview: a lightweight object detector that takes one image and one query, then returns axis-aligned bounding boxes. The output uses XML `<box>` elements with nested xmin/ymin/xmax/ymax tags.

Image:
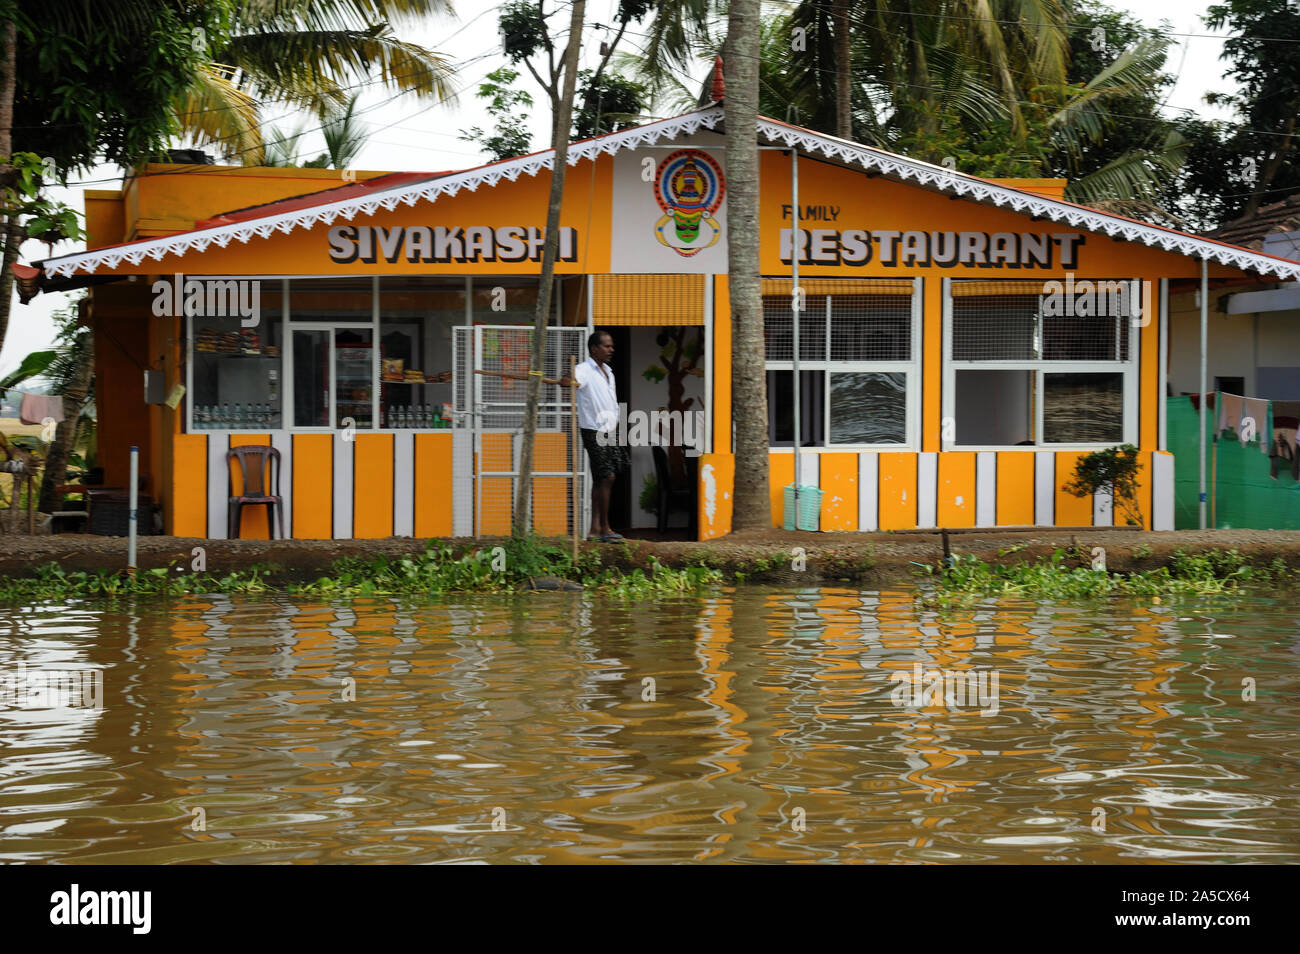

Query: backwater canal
<box><xmin>0</xmin><ymin>587</ymin><xmax>1296</xmax><ymax>864</ymax></box>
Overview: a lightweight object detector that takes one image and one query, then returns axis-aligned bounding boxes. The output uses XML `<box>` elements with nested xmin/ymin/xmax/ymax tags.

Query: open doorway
<box><xmin>610</xmin><ymin>325</ymin><xmax>706</xmax><ymax>539</ymax></box>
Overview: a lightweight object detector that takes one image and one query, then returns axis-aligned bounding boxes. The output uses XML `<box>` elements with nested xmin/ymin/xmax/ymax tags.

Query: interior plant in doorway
<box><xmin>1063</xmin><ymin>443</ymin><xmax>1143</xmax><ymax>526</ymax></box>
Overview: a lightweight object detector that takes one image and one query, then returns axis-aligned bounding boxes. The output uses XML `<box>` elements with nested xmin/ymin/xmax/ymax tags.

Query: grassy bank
<box><xmin>2</xmin><ymin>530</ymin><xmax>1298</xmax><ymax>605</ymax></box>
<box><xmin>0</xmin><ymin>537</ymin><xmax>725</xmax><ymax>603</ymax></box>
<box><xmin>922</xmin><ymin>546</ymin><xmax>1292</xmax><ymax>606</ymax></box>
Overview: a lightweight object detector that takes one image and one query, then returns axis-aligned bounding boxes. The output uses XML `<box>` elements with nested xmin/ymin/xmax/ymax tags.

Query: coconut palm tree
<box><xmin>175</xmin><ymin>0</ymin><xmax>458</xmax><ymax>165</ymax></box>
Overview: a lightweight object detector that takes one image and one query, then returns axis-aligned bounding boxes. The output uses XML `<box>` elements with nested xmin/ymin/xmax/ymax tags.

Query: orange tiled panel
<box><xmin>768</xmin><ymin>453</ymin><xmax>795</xmax><ymax>528</ymax></box>
<box><xmin>171</xmin><ymin>434</ymin><xmax>207</xmax><ymax>537</ymax></box>
<box><xmin>1054</xmin><ymin>451</ymin><xmax>1094</xmax><ymax>527</ymax></box>
<box><xmin>878</xmin><ymin>452</ymin><xmax>918</xmax><ymax>530</ymax></box>
<box><xmin>937</xmin><ymin>452</ymin><xmax>976</xmax><ymax>528</ymax></box>
<box><xmin>478</xmin><ymin>433</ymin><xmax>514</xmax><ymax>536</ymax></box>
<box><xmin>353</xmin><ymin>433</ymin><xmax>394</xmax><ymax>538</ymax></box>
<box><xmin>292</xmin><ymin>434</ymin><xmax>333</xmax><ymax>538</ymax></box>
<box><xmin>995</xmin><ymin>452</ymin><xmax>1036</xmax><ymax>525</ymax></box>
<box><xmin>819</xmin><ymin>452</ymin><xmax>859</xmax><ymax>531</ymax></box>
<box><xmin>414</xmin><ymin>432</ymin><xmax>453</xmax><ymax>537</ymax></box>
<box><xmin>698</xmin><ymin>453</ymin><xmax>733</xmax><ymax>540</ymax></box>
<box><xmin>533</xmin><ymin>432</ymin><xmax>572</xmax><ymax>535</ymax></box>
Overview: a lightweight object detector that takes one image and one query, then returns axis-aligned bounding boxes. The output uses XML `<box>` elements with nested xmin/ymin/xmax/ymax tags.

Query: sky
<box><xmin>0</xmin><ymin>0</ymin><xmax>1245</xmax><ymax>380</ymax></box>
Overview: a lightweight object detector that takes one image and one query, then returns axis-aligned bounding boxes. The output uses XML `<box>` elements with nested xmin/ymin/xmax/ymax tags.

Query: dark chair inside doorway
<box><xmin>227</xmin><ymin>445</ymin><xmax>285</xmax><ymax>539</ymax></box>
<box><xmin>651</xmin><ymin>445</ymin><xmax>697</xmax><ymax>538</ymax></box>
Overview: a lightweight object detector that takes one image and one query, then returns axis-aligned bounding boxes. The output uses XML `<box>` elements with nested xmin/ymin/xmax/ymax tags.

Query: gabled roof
<box><xmin>35</xmin><ymin>104</ymin><xmax>1300</xmax><ymax>280</ymax></box>
<box><xmin>1206</xmin><ymin>194</ymin><xmax>1300</xmax><ymax>251</ymax></box>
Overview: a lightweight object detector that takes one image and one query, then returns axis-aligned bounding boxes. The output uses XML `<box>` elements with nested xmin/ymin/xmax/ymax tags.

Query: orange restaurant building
<box><xmin>19</xmin><ymin>104</ymin><xmax>1300</xmax><ymax>541</ymax></box>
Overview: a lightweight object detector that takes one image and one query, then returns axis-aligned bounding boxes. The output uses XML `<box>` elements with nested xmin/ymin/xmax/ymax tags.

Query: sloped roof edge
<box><xmin>36</xmin><ymin>105</ymin><xmax>1300</xmax><ymax>281</ymax></box>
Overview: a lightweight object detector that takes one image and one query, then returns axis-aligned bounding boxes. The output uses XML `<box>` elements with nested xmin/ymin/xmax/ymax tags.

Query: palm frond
<box><xmin>173</xmin><ymin>64</ymin><xmax>266</xmax><ymax>164</ymax></box>
<box><xmin>1065</xmin><ymin>129</ymin><xmax>1189</xmax><ymax>205</ymax></box>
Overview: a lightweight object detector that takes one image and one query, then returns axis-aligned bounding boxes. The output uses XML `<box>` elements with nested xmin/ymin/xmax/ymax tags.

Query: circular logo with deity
<box><xmin>653</xmin><ymin>149</ymin><xmax>725</xmax><ymax>256</ymax></box>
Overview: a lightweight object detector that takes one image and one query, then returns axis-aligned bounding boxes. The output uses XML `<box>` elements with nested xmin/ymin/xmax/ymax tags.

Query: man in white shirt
<box><xmin>561</xmin><ymin>330</ymin><xmax>628</xmax><ymax>541</ymax></box>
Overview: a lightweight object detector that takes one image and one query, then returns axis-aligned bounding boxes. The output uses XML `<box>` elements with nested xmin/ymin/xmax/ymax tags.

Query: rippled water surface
<box><xmin>1</xmin><ymin>588</ymin><xmax>1297</xmax><ymax>864</ymax></box>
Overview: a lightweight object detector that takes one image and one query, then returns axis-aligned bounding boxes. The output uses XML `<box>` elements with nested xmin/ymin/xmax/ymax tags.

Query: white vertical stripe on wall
<box><xmin>393</xmin><ymin>431</ymin><xmax>414</xmax><ymax>537</ymax></box>
<box><xmin>798</xmin><ymin>452</ymin><xmax>818</xmax><ymax>489</ymax></box>
<box><xmin>272</xmin><ymin>432</ymin><xmax>292</xmax><ymax>539</ymax></box>
<box><xmin>452</xmin><ymin>429</ymin><xmax>473</xmax><ymax>537</ymax></box>
<box><xmin>917</xmin><ymin>452</ymin><xmax>937</xmax><ymax>528</ymax></box>
<box><xmin>1093</xmin><ymin>489</ymin><xmax>1113</xmax><ymax>527</ymax></box>
<box><xmin>975</xmin><ymin>452</ymin><xmax>996</xmax><ymax>527</ymax></box>
<box><xmin>1034</xmin><ymin>451</ymin><xmax>1055</xmax><ymax>526</ymax></box>
<box><xmin>1152</xmin><ymin>452</ymin><xmax>1175</xmax><ymax>531</ymax></box>
<box><xmin>333</xmin><ymin>433</ymin><xmax>354</xmax><ymax>540</ymax></box>
<box><xmin>858</xmin><ymin>452</ymin><xmax>878</xmax><ymax>532</ymax></box>
<box><xmin>796</xmin><ymin>453</ymin><xmax>820</xmax><ymax>529</ymax></box>
<box><xmin>207</xmin><ymin>434</ymin><xmax>228</xmax><ymax>539</ymax></box>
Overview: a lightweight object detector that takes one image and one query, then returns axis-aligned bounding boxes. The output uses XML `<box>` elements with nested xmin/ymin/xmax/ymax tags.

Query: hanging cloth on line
<box><xmin>1215</xmin><ymin>392</ymin><xmax>1269</xmax><ymax>454</ymax></box>
<box><xmin>18</xmin><ymin>393</ymin><xmax>64</xmax><ymax>426</ymax></box>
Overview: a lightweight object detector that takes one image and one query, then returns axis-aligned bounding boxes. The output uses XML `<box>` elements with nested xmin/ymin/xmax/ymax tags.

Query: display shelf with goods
<box><xmin>190</xmin><ymin>319</ymin><xmax>284</xmax><ymax>431</ymax></box>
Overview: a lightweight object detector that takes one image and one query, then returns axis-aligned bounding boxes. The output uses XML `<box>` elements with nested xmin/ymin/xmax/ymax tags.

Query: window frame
<box><xmin>186</xmin><ymin>275</ymin><xmax>562</xmax><ymax>434</ymax></box>
<box><xmin>941</xmin><ymin>276</ymin><xmax>1140</xmax><ymax>451</ymax></box>
<box><xmin>764</xmin><ymin>276</ymin><xmax>922</xmax><ymax>451</ymax></box>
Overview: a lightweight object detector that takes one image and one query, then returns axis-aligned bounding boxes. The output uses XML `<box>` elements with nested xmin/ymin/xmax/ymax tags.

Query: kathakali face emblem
<box><xmin>654</xmin><ymin>149</ymin><xmax>725</xmax><ymax>256</ymax></box>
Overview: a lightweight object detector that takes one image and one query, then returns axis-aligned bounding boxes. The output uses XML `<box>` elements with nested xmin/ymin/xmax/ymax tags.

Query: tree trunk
<box><xmin>513</xmin><ymin>0</ymin><xmax>585</xmax><ymax>536</ymax></box>
<box><xmin>724</xmin><ymin>0</ymin><xmax>769</xmax><ymax>533</ymax></box>
<box><xmin>38</xmin><ymin>335</ymin><xmax>94</xmax><ymax>514</ymax></box>
<box><xmin>0</xmin><ymin>214</ymin><xmax>20</xmax><ymax>360</ymax></box>
<box><xmin>1244</xmin><ymin>115</ymin><xmax>1296</xmax><ymax>218</ymax></box>
<box><xmin>832</xmin><ymin>0</ymin><xmax>851</xmax><ymax>139</ymax></box>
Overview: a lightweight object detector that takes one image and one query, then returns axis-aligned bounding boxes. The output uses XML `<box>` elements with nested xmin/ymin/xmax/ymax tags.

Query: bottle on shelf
<box><xmin>220</xmin><ymin>402</ymin><xmax>230</xmax><ymax>428</ymax></box>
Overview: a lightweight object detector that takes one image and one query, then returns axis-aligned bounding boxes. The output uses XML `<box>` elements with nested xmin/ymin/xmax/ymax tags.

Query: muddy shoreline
<box><xmin>6</xmin><ymin>528</ymin><xmax>1300</xmax><ymax>587</ymax></box>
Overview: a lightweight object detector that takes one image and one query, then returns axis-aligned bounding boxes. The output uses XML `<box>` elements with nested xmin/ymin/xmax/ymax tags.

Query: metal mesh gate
<box><xmin>452</xmin><ymin>326</ymin><xmax>588</xmax><ymax>537</ymax></box>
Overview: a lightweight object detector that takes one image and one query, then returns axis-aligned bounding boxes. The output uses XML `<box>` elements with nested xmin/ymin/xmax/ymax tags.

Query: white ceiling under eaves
<box><xmin>37</xmin><ymin>105</ymin><xmax>1300</xmax><ymax>281</ymax></box>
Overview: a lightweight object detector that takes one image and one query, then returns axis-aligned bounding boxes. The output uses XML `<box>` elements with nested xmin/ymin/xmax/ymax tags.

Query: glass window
<box><xmin>829</xmin><ymin>371</ymin><xmax>906</xmax><ymax>444</ymax></box>
<box><xmin>763</xmin><ymin>281</ymin><xmax>916</xmax><ymax>447</ymax></box>
<box><xmin>334</xmin><ymin>328</ymin><xmax>373</xmax><ymax>429</ymax></box>
<box><xmin>767</xmin><ymin>370</ymin><xmax>824</xmax><ymax>445</ymax></box>
<box><xmin>954</xmin><ymin>370</ymin><xmax>1035</xmax><ymax>445</ymax></box>
<box><xmin>378</xmin><ymin>278</ymin><xmax>462</xmax><ymax>429</ymax></box>
<box><xmin>292</xmin><ymin>329</ymin><xmax>329</xmax><ymax>428</ymax></box>
<box><xmin>189</xmin><ymin>285</ymin><xmax>283</xmax><ymax>430</ymax></box>
<box><xmin>1044</xmin><ymin>372</ymin><xmax>1123</xmax><ymax>443</ymax></box>
<box><xmin>949</xmin><ymin>281</ymin><xmax>1135</xmax><ymax>447</ymax></box>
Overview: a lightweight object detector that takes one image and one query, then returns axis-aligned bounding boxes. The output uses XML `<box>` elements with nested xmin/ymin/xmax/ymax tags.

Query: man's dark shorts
<box><xmin>581</xmin><ymin>428</ymin><xmax>630</xmax><ymax>480</ymax></box>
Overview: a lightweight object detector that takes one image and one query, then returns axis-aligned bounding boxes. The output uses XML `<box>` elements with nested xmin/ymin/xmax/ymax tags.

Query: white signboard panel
<box><xmin>610</xmin><ymin>136</ymin><xmax>729</xmax><ymax>273</ymax></box>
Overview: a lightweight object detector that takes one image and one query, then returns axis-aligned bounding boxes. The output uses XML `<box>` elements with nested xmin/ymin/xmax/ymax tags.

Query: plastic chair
<box><xmin>227</xmin><ymin>445</ymin><xmax>284</xmax><ymax>539</ymax></box>
<box><xmin>651</xmin><ymin>445</ymin><xmax>698</xmax><ymax>537</ymax></box>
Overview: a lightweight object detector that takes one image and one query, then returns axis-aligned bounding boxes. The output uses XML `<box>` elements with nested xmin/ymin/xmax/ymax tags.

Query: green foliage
<box><xmin>459</xmin><ymin>68</ymin><xmax>534</xmax><ymax>162</ymax></box>
<box><xmin>927</xmin><ymin>547</ymin><xmax>1284</xmax><ymax>606</ymax></box>
<box><xmin>573</xmin><ymin>70</ymin><xmax>647</xmax><ymax>139</ymax></box>
<box><xmin>640</xmin><ymin>473</ymin><xmax>660</xmax><ymax>515</ymax></box>
<box><xmin>499</xmin><ymin>1</ymin><xmax>548</xmax><ymax>65</ymax></box>
<box><xmin>11</xmin><ymin>1</ymin><xmax>234</xmax><ymax>172</ymax></box>
<box><xmin>0</xmin><ymin>348</ymin><xmax>56</xmax><ymax>391</ymax></box>
<box><xmin>1064</xmin><ymin>444</ymin><xmax>1143</xmax><ymax>526</ymax></box>
<box><xmin>0</xmin><ymin>152</ymin><xmax>86</xmax><ymax>247</ymax></box>
<box><xmin>0</xmin><ymin>537</ymin><xmax>722</xmax><ymax>604</ymax></box>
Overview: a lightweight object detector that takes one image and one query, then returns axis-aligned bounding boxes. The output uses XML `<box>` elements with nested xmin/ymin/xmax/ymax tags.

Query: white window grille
<box><xmin>763</xmin><ymin>277</ymin><xmax>920</xmax><ymax>448</ymax></box>
<box><xmin>943</xmin><ymin>278</ymin><xmax>1140</xmax><ymax>448</ymax></box>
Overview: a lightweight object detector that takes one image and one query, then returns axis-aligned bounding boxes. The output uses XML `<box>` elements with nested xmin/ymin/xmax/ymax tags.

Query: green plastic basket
<box><xmin>782</xmin><ymin>484</ymin><xmax>823</xmax><ymax>531</ymax></box>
